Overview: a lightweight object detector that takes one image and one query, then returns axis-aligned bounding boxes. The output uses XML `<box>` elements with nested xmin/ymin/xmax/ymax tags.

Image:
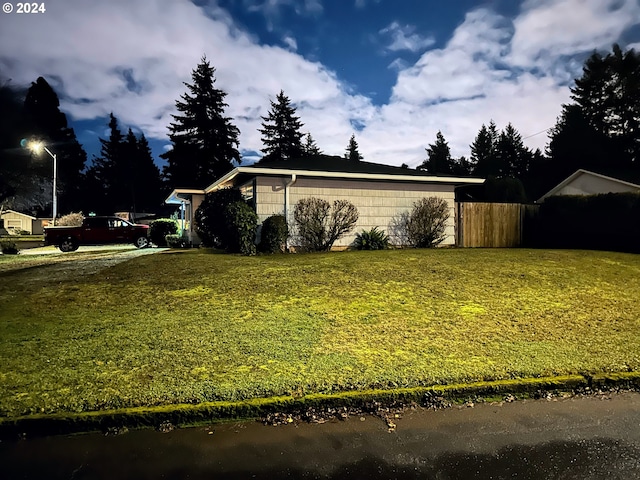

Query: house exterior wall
<box><xmin>0</xmin><ymin>211</ymin><xmax>34</xmax><ymax>233</ymax></box>
<box><xmin>554</xmin><ymin>172</ymin><xmax>640</xmax><ymax>196</ymax></box>
<box><xmin>255</xmin><ymin>176</ymin><xmax>457</xmax><ymax>247</ymax></box>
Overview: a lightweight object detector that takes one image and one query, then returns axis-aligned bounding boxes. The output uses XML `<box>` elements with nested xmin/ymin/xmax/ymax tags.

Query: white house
<box><xmin>165</xmin><ymin>157</ymin><xmax>484</xmax><ymax>248</ymax></box>
<box><xmin>0</xmin><ymin>209</ymin><xmax>49</xmax><ymax>234</ymax></box>
<box><xmin>538</xmin><ymin>169</ymin><xmax>640</xmax><ymax>202</ymax></box>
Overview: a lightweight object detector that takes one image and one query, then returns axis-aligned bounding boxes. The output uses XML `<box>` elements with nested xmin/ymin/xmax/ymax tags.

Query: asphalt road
<box><xmin>2</xmin><ymin>391</ymin><xmax>640</xmax><ymax>479</ymax></box>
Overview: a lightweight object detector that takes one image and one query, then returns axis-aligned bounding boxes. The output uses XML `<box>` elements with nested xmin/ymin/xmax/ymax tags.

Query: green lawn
<box><xmin>0</xmin><ymin>248</ymin><xmax>639</xmax><ymax>418</ymax></box>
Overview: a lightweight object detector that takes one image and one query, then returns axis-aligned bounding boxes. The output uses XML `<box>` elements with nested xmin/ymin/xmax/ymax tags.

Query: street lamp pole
<box><xmin>42</xmin><ymin>146</ymin><xmax>58</xmax><ymax>225</ymax></box>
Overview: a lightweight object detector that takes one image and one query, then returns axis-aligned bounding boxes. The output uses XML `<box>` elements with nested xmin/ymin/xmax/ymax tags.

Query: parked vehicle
<box><xmin>44</xmin><ymin>216</ymin><xmax>150</xmax><ymax>252</ymax></box>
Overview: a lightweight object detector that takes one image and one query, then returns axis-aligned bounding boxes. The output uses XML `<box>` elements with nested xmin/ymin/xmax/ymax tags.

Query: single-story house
<box><xmin>537</xmin><ymin>169</ymin><xmax>640</xmax><ymax>202</ymax></box>
<box><xmin>165</xmin><ymin>157</ymin><xmax>485</xmax><ymax>248</ymax></box>
<box><xmin>0</xmin><ymin>209</ymin><xmax>49</xmax><ymax>235</ymax></box>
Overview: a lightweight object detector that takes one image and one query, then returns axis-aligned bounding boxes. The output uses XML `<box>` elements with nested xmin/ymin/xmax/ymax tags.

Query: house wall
<box><xmin>0</xmin><ymin>211</ymin><xmax>34</xmax><ymax>233</ymax></box>
<box><xmin>555</xmin><ymin>172</ymin><xmax>640</xmax><ymax>196</ymax></box>
<box><xmin>255</xmin><ymin>176</ymin><xmax>457</xmax><ymax>247</ymax></box>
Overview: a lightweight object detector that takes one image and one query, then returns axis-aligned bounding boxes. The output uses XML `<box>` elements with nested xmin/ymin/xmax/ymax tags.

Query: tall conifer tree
<box><xmin>162</xmin><ymin>57</ymin><xmax>240</xmax><ymax>188</ymax></box>
<box><xmin>259</xmin><ymin>90</ymin><xmax>304</xmax><ymax>163</ymax></box>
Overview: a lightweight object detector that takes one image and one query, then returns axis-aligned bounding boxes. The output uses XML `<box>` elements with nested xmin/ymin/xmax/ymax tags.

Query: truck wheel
<box><xmin>134</xmin><ymin>236</ymin><xmax>149</xmax><ymax>249</ymax></box>
<box><xmin>59</xmin><ymin>238</ymin><xmax>78</xmax><ymax>252</ymax></box>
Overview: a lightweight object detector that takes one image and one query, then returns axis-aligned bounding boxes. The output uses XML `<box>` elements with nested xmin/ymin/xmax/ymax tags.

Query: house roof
<box><xmin>0</xmin><ymin>209</ymin><xmax>36</xmax><ymax>219</ymax></box>
<box><xmin>537</xmin><ymin>169</ymin><xmax>640</xmax><ymax>202</ymax></box>
<box><xmin>205</xmin><ymin>156</ymin><xmax>485</xmax><ymax>192</ymax></box>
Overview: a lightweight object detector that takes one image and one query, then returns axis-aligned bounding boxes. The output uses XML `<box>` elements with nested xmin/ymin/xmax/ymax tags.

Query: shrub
<box><xmin>195</xmin><ymin>188</ymin><xmax>244</xmax><ymax>248</ymax></box>
<box><xmin>293</xmin><ymin>198</ymin><xmax>359</xmax><ymax>252</ymax></box>
<box><xmin>165</xmin><ymin>234</ymin><xmax>187</xmax><ymax>248</ymax></box>
<box><xmin>0</xmin><ymin>240</ymin><xmax>19</xmax><ymax>254</ymax></box>
<box><xmin>259</xmin><ymin>214</ymin><xmax>289</xmax><ymax>254</ymax></box>
<box><xmin>56</xmin><ymin>212</ymin><xmax>84</xmax><ymax>227</ymax></box>
<box><xmin>149</xmin><ymin>219</ymin><xmax>178</xmax><ymax>246</ymax></box>
<box><xmin>389</xmin><ymin>197</ymin><xmax>450</xmax><ymax>248</ymax></box>
<box><xmin>224</xmin><ymin>201</ymin><xmax>258</xmax><ymax>255</ymax></box>
<box><xmin>530</xmin><ymin>192</ymin><xmax>640</xmax><ymax>253</ymax></box>
<box><xmin>354</xmin><ymin>227</ymin><xmax>389</xmax><ymax>250</ymax></box>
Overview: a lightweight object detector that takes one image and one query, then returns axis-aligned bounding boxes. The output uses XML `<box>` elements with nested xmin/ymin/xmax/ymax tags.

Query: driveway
<box><xmin>0</xmin><ymin>246</ymin><xmax>167</xmax><ymax>277</ymax></box>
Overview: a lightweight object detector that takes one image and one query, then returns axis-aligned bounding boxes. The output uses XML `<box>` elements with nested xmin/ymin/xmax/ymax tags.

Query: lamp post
<box><xmin>29</xmin><ymin>142</ymin><xmax>57</xmax><ymax>225</ymax></box>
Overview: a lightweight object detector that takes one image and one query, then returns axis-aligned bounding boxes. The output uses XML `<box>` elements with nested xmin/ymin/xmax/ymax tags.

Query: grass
<box><xmin>0</xmin><ymin>248</ymin><xmax>639</xmax><ymax>419</ymax></box>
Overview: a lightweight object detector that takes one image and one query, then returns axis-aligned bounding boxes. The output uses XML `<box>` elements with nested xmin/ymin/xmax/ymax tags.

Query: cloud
<box><xmin>244</xmin><ymin>0</ymin><xmax>323</xmax><ymax>30</ymax></box>
<box><xmin>379</xmin><ymin>21</ymin><xmax>435</xmax><ymax>53</ymax></box>
<box><xmin>509</xmin><ymin>0</ymin><xmax>640</xmax><ymax>71</ymax></box>
<box><xmin>283</xmin><ymin>35</ymin><xmax>298</xmax><ymax>51</ymax></box>
<box><xmin>0</xmin><ymin>0</ymin><xmax>637</xmax><ymax>171</ymax></box>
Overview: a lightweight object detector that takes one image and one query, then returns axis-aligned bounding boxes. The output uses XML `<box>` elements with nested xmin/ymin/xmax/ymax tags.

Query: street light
<box><xmin>29</xmin><ymin>141</ymin><xmax>57</xmax><ymax>225</ymax></box>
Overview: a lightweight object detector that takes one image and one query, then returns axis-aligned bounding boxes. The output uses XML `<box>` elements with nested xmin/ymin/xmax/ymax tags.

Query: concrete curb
<box><xmin>1</xmin><ymin>372</ymin><xmax>639</xmax><ymax>439</ymax></box>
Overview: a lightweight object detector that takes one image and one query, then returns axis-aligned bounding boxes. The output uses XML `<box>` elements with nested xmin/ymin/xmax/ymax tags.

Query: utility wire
<box><xmin>523</xmin><ymin>127</ymin><xmax>552</xmax><ymax>140</ymax></box>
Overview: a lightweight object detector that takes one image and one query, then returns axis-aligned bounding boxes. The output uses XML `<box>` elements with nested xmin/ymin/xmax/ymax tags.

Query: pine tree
<box><xmin>23</xmin><ymin>77</ymin><xmax>87</xmax><ymax>213</ymax></box>
<box><xmin>162</xmin><ymin>57</ymin><xmax>240</xmax><ymax>188</ymax></box>
<box><xmin>494</xmin><ymin>123</ymin><xmax>532</xmax><ymax>178</ymax></box>
<box><xmin>418</xmin><ymin>131</ymin><xmax>454</xmax><ymax>174</ymax></box>
<box><xmin>471</xmin><ymin>121</ymin><xmax>499</xmax><ymax>176</ymax></box>
<box><xmin>556</xmin><ymin>44</ymin><xmax>640</xmax><ymax>168</ymax></box>
<box><xmin>134</xmin><ymin>134</ymin><xmax>165</xmax><ymax>211</ymax></box>
<box><xmin>85</xmin><ymin>113</ymin><xmax>126</xmax><ymax>213</ymax></box>
<box><xmin>259</xmin><ymin>90</ymin><xmax>304</xmax><ymax>163</ymax></box>
<box><xmin>302</xmin><ymin>133</ymin><xmax>322</xmax><ymax>157</ymax></box>
<box><xmin>345</xmin><ymin>134</ymin><xmax>363</xmax><ymax>162</ymax></box>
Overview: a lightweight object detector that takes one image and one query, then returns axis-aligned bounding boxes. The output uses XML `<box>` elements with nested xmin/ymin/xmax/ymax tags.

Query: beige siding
<box><xmin>0</xmin><ymin>211</ymin><xmax>34</xmax><ymax>233</ymax></box>
<box><xmin>255</xmin><ymin>176</ymin><xmax>456</xmax><ymax>247</ymax></box>
<box><xmin>556</xmin><ymin>172</ymin><xmax>640</xmax><ymax>196</ymax></box>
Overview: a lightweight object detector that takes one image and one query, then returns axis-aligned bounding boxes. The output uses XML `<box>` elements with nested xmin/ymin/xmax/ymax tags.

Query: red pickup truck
<box><xmin>44</xmin><ymin>216</ymin><xmax>150</xmax><ymax>252</ymax></box>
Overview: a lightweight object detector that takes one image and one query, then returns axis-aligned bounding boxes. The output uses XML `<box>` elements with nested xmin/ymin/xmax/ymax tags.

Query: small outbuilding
<box><xmin>537</xmin><ymin>169</ymin><xmax>640</xmax><ymax>202</ymax></box>
<box><xmin>165</xmin><ymin>157</ymin><xmax>484</xmax><ymax>248</ymax></box>
<box><xmin>0</xmin><ymin>209</ymin><xmax>48</xmax><ymax>234</ymax></box>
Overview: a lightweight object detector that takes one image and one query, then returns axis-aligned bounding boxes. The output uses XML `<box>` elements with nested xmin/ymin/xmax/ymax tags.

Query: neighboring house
<box><xmin>165</xmin><ymin>157</ymin><xmax>484</xmax><ymax>248</ymax></box>
<box><xmin>538</xmin><ymin>169</ymin><xmax>640</xmax><ymax>202</ymax></box>
<box><xmin>0</xmin><ymin>210</ymin><xmax>49</xmax><ymax>234</ymax></box>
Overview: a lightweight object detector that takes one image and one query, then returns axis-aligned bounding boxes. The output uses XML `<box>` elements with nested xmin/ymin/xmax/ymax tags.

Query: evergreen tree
<box><xmin>550</xmin><ymin>44</ymin><xmax>640</xmax><ymax>169</ymax></box>
<box><xmin>162</xmin><ymin>57</ymin><xmax>240</xmax><ymax>188</ymax></box>
<box><xmin>23</xmin><ymin>77</ymin><xmax>87</xmax><ymax>212</ymax></box>
<box><xmin>418</xmin><ymin>131</ymin><xmax>454</xmax><ymax>174</ymax></box>
<box><xmin>494</xmin><ymin>123</ymin><xmax>532</xmax><ymax>178</ymax></box>
<box><xmin>345</xmin><ymin>134</ymin><xmax>363</xmax><ymax>162</ymax></box>
<box><xmin>134</xmin><ymin>134</ymin><xmax>165</xmax><ymax>211</ymax></box>
<box><xmin>85</xmin><ymin>113</ymin><xmax>126</xmax><ymax>213</ymax></box>
<box><xmin>259</xmin><ymin>90</ymin><xmax>304</xmax><ymax>163</ymax></box>
<box><xmin>471</xmin><ymin>121</ymin><xmax>499</xmax><ymax>176</ymax></box>
<box><xmin>302</xmin><ymin>133</ymin><xmax>322</xmax><ymax>157</ymax></box>
<box><xmin>452</xmin><ymin>156</ymin><xmax>472</xmax><ymax>176</ymax></box>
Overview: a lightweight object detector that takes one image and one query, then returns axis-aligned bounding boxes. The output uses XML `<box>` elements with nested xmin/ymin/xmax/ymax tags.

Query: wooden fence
<box><xmin>456</xmin><ymin>202</ymin><xmax>539</xmax><ymax>248</ymax></box>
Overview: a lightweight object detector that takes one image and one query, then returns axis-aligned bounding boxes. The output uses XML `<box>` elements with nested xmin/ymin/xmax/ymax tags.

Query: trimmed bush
<box><xmin>149</xmin><ymin>219</ymin><xmax>178</xmax><ymax>246</ymax></box>
<box><xmin>293</xmin><ymin>198</ymin><xmax>359</xmax><ymax>252</ymax></box>
<box><xmin>0</xmin><ymin>240</ymin><xmax>19</xmax><ymax>254</ymax></box>
<box><xmin>165</xmin><ymin>234</ymin><xmax>187</xmax><ymax>249</ymax></box>
<box><xmin>56</xmin><ymin>212</ymin><xmax>84</xmax><ymax>227</ymax></box>
<box><xmin>529</xmin><ymin>192</ymin><xmax>640</xmax><ymax>253</ymax></box>
<box><xmin>389</xmin><ymin>197</ymin><xmax>450</xmax><ymax>248</ymax></box>
<box><xmin>259</xmin><ymin>215</ymin><xmax>289</xmax><ymax>254</ymax></box>
<box><xmin>224</xmin><ymin>201</ymin><xmax>258</xmax><ymax>255</ymax></box>
<box><xmin>354</xmin><ymin>227</ymin><xmax>389</xmax><ymax>250</ymax></box>
<box><xmin>195</xmin><ymin>188</ymin><xmax>244</xmax><ymax>248</ymax></box>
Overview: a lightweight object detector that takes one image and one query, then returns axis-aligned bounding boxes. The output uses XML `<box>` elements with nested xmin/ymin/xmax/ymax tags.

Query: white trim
<box><xmin>537</xmin><ymin>169</ymin><xmax>640</xmax><ymax>202</ymax></box>
<box><xmin>205</xmin><ymin>166</ymin><xmax>485</xmax><ymax>193</ymax></box>
<box><xmin>0</xmin><ymin>209</ymin><xmax>37</xmax><ymax>220</ymax></box>
<box><xmin>165</xmin><ymin>189</ymin><xmax>206</xmax><ymax>204</ymax></box>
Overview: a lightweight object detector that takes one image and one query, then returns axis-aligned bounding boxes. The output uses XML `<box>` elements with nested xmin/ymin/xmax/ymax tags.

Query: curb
<box><xmin>1</xmin><ymin>372</ymin><xmax>639</xmax><ymax>439</ymax></box>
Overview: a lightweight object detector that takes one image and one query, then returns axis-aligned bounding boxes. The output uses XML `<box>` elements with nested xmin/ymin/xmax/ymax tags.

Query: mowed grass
<box><xmin>0</xmin><ymin>248</ymin><xmax>639</xmax><ymax>417</ymax></box>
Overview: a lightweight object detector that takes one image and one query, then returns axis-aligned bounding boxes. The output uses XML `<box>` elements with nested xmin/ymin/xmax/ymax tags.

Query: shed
<box><xmin>166</xmin><ymin>157</ymin><xmax>484</xmax><ymax>248</ymax></box>
<box><xmin>0</xmin><ymin>210</ymin><xmax>38</xmax><ymax>234</ymax></box>
<box><xmin>537</xmin><ymin>169</ymin><xmax>640</xmax><ymax>202</ymax></box>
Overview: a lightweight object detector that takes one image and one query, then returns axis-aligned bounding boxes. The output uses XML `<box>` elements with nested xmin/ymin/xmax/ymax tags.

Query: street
<box><xmin>2</xmin><ymin>391</ymin><xmax>640</xmax><ymax>479</ymax></box>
